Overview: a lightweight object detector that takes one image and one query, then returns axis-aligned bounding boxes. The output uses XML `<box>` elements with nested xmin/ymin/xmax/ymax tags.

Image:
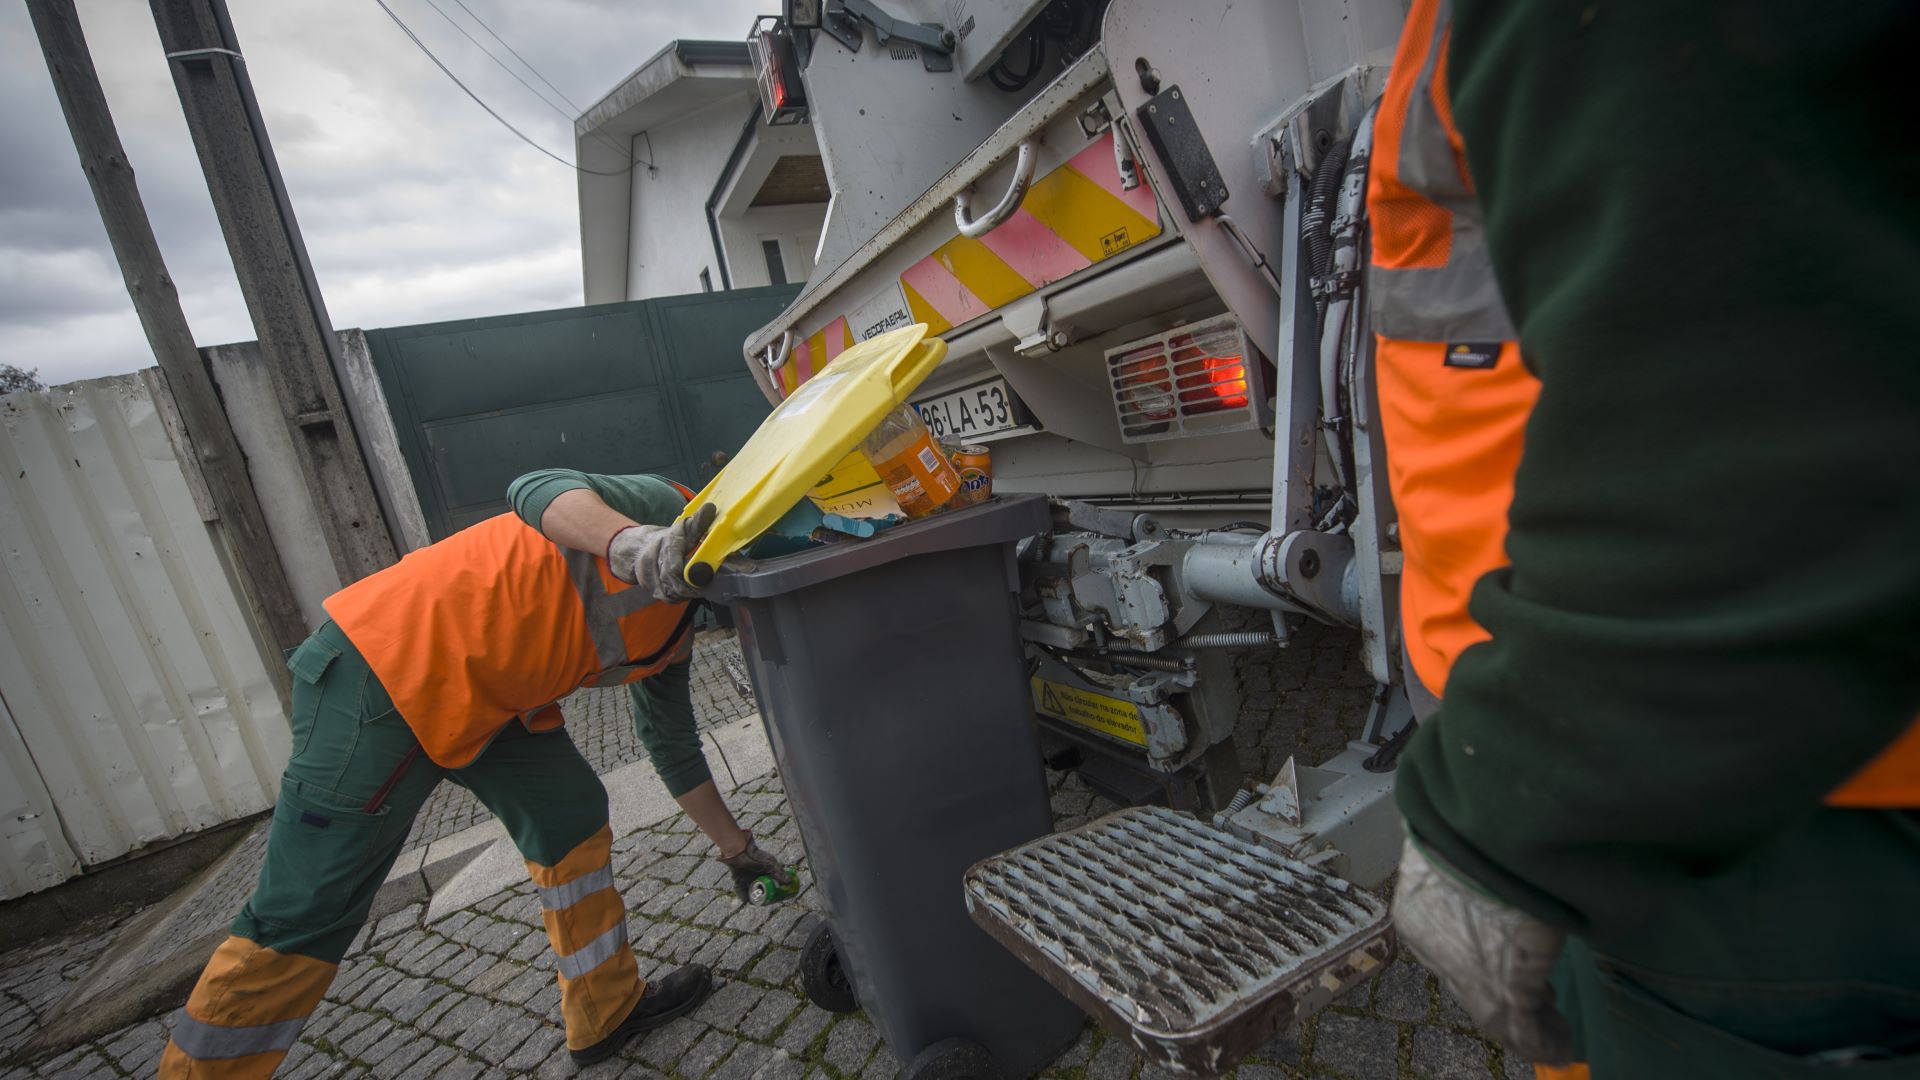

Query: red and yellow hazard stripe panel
<box><xmin>775</xmin><ymin>132</ymin><xmax>1161</xmax><ymax>398</ymax></box>
<box><xmin>901</xmin><ymin>132</ymin><xmax>1161</xmax><ymax>335</ymax></box>
<box><xmin>780</xmin><ymin>316</ymin><xmax>857</xmax><ymax>396</ymax></box>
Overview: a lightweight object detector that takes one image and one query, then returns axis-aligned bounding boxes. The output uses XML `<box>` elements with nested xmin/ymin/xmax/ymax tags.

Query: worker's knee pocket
<box><xmin>252</xmin><ymin>778</ymin><xmax>401</xmax><ymax>933</ymax></box>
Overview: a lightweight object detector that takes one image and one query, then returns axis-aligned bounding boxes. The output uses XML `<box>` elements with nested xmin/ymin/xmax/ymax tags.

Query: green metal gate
<box><xmin>366</xmin><ymin>285</ymin><xmax>798</xmax><ymax>539</ymax></box>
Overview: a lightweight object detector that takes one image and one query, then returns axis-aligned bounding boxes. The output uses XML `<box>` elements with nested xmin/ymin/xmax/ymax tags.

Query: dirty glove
<box><xmin>720</xmin><ymin>833</ymin><xmax>796</xmax><ymax>902</ymax></box>
<box><xmin>1392</xmin><ymin>838</ymin><xmax>1575</xmax><ymax>1066</ymax></box>
<box><xmin>607</xmin><ymin>503</ymin><xmax>717</xmax><ymax>602</ymax></box>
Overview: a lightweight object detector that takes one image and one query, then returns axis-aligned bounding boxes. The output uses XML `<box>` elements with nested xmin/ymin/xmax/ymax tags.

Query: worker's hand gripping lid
<box><xmin>677</xmin><ymin>323</ymin><xmax>947</xmax><ymax>586</ymax></box>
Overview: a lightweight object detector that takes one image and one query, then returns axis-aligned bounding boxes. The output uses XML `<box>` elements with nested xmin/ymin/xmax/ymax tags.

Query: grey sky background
<box><xmin>2</xmin><ymin>0</ymin><xmax>763</xmax><ymax>384</ymax></box>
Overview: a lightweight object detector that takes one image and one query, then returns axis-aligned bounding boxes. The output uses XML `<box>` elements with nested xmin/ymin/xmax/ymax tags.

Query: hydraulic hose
<box><xmin>1317</xmin><ymin>117</ymin><xmax>1374</xmax><ymax>505</ymax></box>
<box><xmin>1301</xmin><ymin>135</ymin><xmax>1352</xmax><ymax>318</ymax></box>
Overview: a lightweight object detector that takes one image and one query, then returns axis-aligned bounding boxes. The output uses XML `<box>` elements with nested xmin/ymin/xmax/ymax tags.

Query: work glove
<box><xmin>607</xmin><ymin>503</ymin><xmax>717</xmax><ymax>602</ymax></box>
<box><xmin>720</xmin><ymin>833</ymin><xmax>797</xmax><ymax>903</ymax></box>
<box><xmin>1392</xmin><ymin>838</ymin><xmax>1576</xmax><ymax>1066</ymax></box>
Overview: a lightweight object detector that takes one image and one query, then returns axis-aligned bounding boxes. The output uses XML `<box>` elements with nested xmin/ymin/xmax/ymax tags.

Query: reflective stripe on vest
<box><xmin>561</xmin><ymin>545</ymin><xmax>697</xmax><ymax>688</ymax></box>
<box><xmin>1368</xmin><ymin>0</ymin><xmax>1515</xmax><ymax>345</ymax></box>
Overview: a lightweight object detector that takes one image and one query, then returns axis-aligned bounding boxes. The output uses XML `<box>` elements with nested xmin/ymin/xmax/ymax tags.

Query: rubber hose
<box><xmin>1301</xmin><ymin>136</ymin><xmax>1353</xmax><ymax>316</ymax></box>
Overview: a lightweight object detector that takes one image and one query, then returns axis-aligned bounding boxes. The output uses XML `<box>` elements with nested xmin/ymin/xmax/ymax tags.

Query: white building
<box><xmin>575</xmin><ymin>40</ymin><xmax>826</xmax><ymax>303</ymax></box>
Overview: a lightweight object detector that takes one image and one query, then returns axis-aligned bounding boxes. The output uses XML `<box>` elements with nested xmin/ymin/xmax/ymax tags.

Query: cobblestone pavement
<box><xmin>0</xmin><ymin>625</ymin><xmax>1528</xmax><ymax>1080</ymax></box>
<box><xmin>404</xmin><ymin>631</ymin><xmax>756</xmax><ymax>850</ymax></box>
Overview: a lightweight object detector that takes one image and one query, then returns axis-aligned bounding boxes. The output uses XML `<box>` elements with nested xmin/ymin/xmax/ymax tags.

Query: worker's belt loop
<box><xmin>362</xmin><ymin>745</ymin><xmax>422</xmax><ymax>813</ymax></box>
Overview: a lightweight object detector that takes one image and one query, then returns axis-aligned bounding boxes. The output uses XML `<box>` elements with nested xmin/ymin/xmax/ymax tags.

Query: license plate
<box><xmin>913</xmin><ymin>377</ymin><xmax>1026</xmax><ymax>441</ymax></box>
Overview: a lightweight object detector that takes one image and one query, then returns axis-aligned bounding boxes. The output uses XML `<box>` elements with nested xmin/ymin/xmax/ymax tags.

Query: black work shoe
<box><xmin>570</xmin><ymin>964</ymin><xmax>714</xmax><ymax>1067</ymax></box>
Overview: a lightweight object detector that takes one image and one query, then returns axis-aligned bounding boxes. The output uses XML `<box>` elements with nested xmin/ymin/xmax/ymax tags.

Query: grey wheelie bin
<box><xmin>702</xmin><ymin>494</ymin><xmax>1082</xmax><ymax>1080</ymax></box>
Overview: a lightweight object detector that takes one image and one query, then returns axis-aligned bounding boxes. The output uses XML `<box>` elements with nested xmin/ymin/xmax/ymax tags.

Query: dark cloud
<box><xmin>0</xmin><ymin>247</ymin><xmax>126</xmax><ymax>326</ymax></box>
<box><xmin>0</xmin><ymin>0</ymin><xmax>762</xmax><ymax>383</ymax></box>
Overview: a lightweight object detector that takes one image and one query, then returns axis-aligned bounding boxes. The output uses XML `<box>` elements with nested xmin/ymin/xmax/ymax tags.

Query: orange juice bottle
<box><xmin>859</xmin><ymin>404</ymin><xmax>959</xmax><ymax>518</ymax></box>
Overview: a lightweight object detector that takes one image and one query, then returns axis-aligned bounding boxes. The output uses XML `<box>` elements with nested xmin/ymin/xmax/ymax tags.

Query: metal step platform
<box><xmin>963</xmin><ymin>806</ymin><xmax>1393</xmax><ymax>1076</ymax></box>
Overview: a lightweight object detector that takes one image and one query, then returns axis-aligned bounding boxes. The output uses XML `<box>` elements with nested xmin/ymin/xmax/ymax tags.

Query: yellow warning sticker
<box><xmin>1031</xmin><ymin>677</ymin><xmax>1148</xmax><ymax>746</ymax></box>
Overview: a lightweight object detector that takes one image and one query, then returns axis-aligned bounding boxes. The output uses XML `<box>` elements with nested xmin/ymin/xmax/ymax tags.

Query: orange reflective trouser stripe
<box><xmin>1828</xmin><ymin>715</ymin><xmax>1920</xmax><ymax>806</ymax></box>
<box><xmin>157</xmin><ymin>936</ymin><xmax>338</xmax><ymax>1079</ymax></box>
<box><xmin>1534</xmin><ymin>1066</ymin><xmax>1590</xmax><ymax>1080</ymax></box>
<box><xmin>527</xmin><ymin>824</ymin><xmax>645</xmax><ymax>1049</ymax></box>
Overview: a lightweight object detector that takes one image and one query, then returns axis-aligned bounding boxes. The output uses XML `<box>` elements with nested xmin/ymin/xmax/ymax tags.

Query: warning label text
<box><xmin>1031</xmin><ymin>677</ymin><xmax>1148</xmax><ymax>746</ymax></box>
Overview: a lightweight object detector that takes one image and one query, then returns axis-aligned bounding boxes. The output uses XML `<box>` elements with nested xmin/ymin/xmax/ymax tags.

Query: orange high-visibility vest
<box><xmin>1368</xmin><ymin>0</ymin><xmax>1918</xmax><ymax>806</ymax></box>
<box><xmin>1369</xmin><ymin>0</ymin><xmax>1535</xmax><ymax>703</ymax></box>
<box><xmin>324</xmin><ymin>484</ymin><xmax>697</xmax><ymax>768</ymax></box>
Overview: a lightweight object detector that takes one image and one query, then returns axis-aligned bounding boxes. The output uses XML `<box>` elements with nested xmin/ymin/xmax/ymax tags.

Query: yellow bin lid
<box><xmin>681</xmin><ymin>323</ymin><xmax>946</xmax><ymax>585</ymax></box>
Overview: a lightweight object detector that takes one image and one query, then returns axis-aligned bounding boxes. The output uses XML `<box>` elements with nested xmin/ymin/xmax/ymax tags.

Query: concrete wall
<box><xmin>200</xmin><ymin>329</ymin><xmax>433</xmax><ymax>627</ymax></box>
<box><xmin>200</xmin><ymin>345</ymin><xmax>341</xmax><ymax>629</ymax></box>
<box><xmin>626</xmin><ymin>94</ymin><xmax>757</xmax><ymax>299</ymax></box>
<box><xmin>335</xmin><ymin>329</ymin><xmax>434</xmax><ymax>555</ymax></box>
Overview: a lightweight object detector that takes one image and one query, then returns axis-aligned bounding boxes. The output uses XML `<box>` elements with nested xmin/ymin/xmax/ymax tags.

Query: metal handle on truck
<box><xmin>953</xmin><ymin>140</ymin><xmax>1038</xmax><ymax>239</ymax></box>
<box><xmin>762</xmin><ymin>329</ymin><xmax>794</xmax><ymax>373</ymax></box>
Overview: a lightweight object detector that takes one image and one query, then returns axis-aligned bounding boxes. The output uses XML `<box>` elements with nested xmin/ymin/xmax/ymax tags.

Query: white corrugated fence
<box><xmin>0</xmin><ymin>374</ymin><xmax>290</xmax><ymax>900</ymax></box>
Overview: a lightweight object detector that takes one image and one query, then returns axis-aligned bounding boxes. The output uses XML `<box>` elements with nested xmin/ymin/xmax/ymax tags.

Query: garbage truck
<box><xmin>732</xmin><ymin>0</ymin><xmax>1417</xmax><ymax>1073</ymax></box>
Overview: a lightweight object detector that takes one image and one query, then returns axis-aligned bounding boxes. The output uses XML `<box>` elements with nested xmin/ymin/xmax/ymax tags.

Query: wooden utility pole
<box><xmin>26</xmin><ymin>0</ymin><xmax>307</xmax><ymax>672</ymax></box>
<box><xmin>148</xmin><ymin>0</ymin><xmax>398</xmax><ymax>583</ymax></box>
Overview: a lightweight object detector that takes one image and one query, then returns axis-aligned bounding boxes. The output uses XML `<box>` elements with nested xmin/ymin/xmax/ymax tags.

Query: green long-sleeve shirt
<box><xmin>506</xmin><ymin>469</ymin><xmax>711</xmax><ymax>796</ymax></box>
<box><xmin>1395</xmin><ymin>0</ymin><xmax>1920</xmax><ymax>943</ymax></box>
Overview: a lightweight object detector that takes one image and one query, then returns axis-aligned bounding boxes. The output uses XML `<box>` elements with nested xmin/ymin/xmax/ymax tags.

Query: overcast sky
<box><xmin>1</xmin><ymin>0</ymin><xmax>763</xmax><ymax>385</ymax></box>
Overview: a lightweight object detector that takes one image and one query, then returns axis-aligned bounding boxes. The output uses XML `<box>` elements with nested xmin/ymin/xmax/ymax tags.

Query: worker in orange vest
<box><xmin>160</xmin><ymin>469</ymin><xmax>793</xmax><ymax>1077</ymax></box>
<box><xmin>1366</xmin><ymin>0</ymin><xmax>1920</xmax><ymax>1076</ymax></box>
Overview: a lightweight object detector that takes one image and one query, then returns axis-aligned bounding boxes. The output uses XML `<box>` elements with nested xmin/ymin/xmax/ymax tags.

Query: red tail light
<box><xmin>1103</xmin><ymin>315</ymin><xmax>1264</xmax><ymax>443</ymax></box>
<box><xmin>1168</xmin><ymin>334</ymin><xmax>1249</xmax><ymax>415</ymax></box>
<box><xmin>752</xmin><ymin>22</ymin><xmax>808</xmax><ymax>125</ymax></box>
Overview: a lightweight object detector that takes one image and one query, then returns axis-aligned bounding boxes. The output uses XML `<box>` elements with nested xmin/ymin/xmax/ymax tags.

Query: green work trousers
<box><xmin>627</xmin><ymin>662</ymin><xmax>711</xmax><ymax>798</ymax></box>
<box><xmin>234</xmin><ymin>621</ymin><xmax>613</xmax><ymax>962</ymax></box>
<box><xmin>1549</xmin><ymin>807</ymin><xmax>1920</xmax><ymax>1077</ymax></box>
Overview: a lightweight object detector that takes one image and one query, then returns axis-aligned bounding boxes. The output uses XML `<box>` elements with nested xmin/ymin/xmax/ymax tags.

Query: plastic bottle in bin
<box><xmin>859</xmin><ymin>403</ymin><xmax>960</xmax><ymax>518</ymax></box>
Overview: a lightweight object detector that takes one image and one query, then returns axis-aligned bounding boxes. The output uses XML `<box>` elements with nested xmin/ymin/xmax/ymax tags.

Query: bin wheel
<box><xmin>897</xmin><ymin>1038</ymin><xmax>1003</xmax><ymax>1080</ymax></box>
<box><xmin>800</xmin><ymin>921</ymin><xmax>858</xmax><ymax>1014</ymax></box>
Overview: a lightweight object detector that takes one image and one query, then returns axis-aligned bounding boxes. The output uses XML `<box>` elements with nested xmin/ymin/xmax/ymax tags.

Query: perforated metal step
<box><xmin>963</xmin><ymin>806</ymin><xmax>1393</xmax><ymax>1076</ymax></box>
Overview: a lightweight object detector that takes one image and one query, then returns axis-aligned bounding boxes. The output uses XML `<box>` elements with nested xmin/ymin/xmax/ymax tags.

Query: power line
<box><xmin>447</xmin><ymin>0</ymin><xmax>583</xmax><ymax>112</ymax></box>
<box><xmin>413</xmin><ymin>0</ymin><xmax>630</xmax><ymax>159</ymax></box>
<box><xmin>413</xmin><ymin>0</ymin><xmax>627</xmax><ymax>161</ymax></box>
<box><xmin>435</xmin><ymin>0</ymin><xmax>656</xmax><ymax>171</ymax></box>
<box><xmin>370</xmin><ymin>0</ymin><xmax>635</xmax><ymax>176</ymax></box>
<box><xmin>416</xmin><ymin>0</ymin><xmax>577</xmax><ymax>119</ymax></box>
